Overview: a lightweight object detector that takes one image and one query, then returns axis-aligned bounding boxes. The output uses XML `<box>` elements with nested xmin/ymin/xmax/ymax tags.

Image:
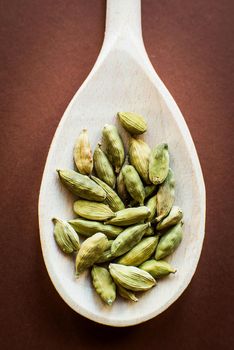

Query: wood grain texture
<box><xmin>0</xmin><ymin>0</ymin><xmax>233</xmax><ymax>348</ymax></box>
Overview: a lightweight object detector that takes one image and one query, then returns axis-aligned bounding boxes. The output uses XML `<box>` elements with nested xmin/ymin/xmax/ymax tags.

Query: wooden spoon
<box><xmin>39</xmin><ymin>0</ymin><xmax>205</xmax><ymax>326</ymax></box>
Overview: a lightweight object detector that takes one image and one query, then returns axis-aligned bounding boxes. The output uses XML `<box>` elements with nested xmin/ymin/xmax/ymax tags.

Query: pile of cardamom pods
<box><xmin>53</xmin><ymin>112</ymin><xmax>184</xmax><ymax>305</ymax></box>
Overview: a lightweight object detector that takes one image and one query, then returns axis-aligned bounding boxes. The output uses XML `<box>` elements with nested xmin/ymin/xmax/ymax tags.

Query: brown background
<box><xmin>0</xmin><ymin>0</ymin><xmax>234</xmax><ymax>349</ymax></box>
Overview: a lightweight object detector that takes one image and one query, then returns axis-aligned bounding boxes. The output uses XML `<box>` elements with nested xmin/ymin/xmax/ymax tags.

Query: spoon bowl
<box><xmin>39</xmin><ymin>0</ymin><xmax>205</xmax><ymax>326</ymax></box>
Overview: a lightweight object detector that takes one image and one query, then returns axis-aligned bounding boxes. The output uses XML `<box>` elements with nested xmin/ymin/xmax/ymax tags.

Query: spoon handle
<box><xmin>105</xmin><ymin>0</ymin><xmax>143</xmax><ymax>45</ymax></box>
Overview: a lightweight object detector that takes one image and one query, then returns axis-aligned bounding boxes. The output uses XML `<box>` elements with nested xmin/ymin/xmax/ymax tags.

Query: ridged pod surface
<box><xmin>129</xmin><ymin>138</ymin><xmax>151</xmax><ymax>183</ymax></box>
<box><xmin>73</xmin><ymin>129</ymin><xmax>93</xmax><ymax>175</ymax></box>
<box><xmin>73</xmin><ymin>200</ymin><xmax>115</xmax><ymax>221</ymax></box>
<box><xmin>93</xmin><ymin>143</ymin><xmax>116</xmax><ymax>188</ymax></box>
<box><xmin>102</xmin><ymin>124</ymin><xmax>125</xmax><ymax>173</ymax></box>
<box><xmin>118</xmin><ymin>112</ymin><xmax>147</xmax><ymax>135</ymax></box>
<box><xmin>91</xmin><ymin>175</ymin><xmax>125</xmax><ymax>212</ymax></box>
<box><xmin>109</xmin><ymin>264</ymin><xmax>156</xmax><ymax>292</ymax></box>
<box><xmin>57</xmin><ymin>169</ymin><xmax>106</xmax><ymax>202</ymax></box>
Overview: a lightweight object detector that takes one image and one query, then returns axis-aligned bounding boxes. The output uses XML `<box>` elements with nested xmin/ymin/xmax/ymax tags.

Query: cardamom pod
<box><xmin>156</xmin><ymin>168</ymin><xmax>175</xmax><ymax>222</ymax></box>
<box><xmin>139</xmin><ymin>259</ymin><xmax>176</xmax><ymax>278</ymax></box>
<box><xmin>122</xmin><ymin>165</ymin><xmax>145</xmax><ymax>205</ymax></box>
<box><xmin>157</xmin><ymin>206</ymin><xmax>183</xmax><ymax>231</ymax></box>
<box><xmin>73</xmin><ymin>129</ymin><xmax>93</xmax><ymax>175</ymax></box>
<box><xmin>73</xmin><ymin>200</ymin><xmax>115</xmax><ymax>221</ymax></box>
<box><xmin>68</xmin><ymin>218</ymin><xmax>123</xmax><ymax>239</ymax></box>
<box><xmin>116</xmin><ymin>167</ymin><xmax>130</xmax><ymax>203</ymax></box>
<box><xmin>109</xmin><ymin>264</ymin><xmax>156</xmax><ymax>292</ymax></box>
<box><xmin>52</xmin><ymin>218</ymin><xmax>80</xmax><ymax>254</ymax></box>
<box><xmin>146</xmin><ymin>194</ymin><xmax>157</xmax><ymax>221</ymax></box>
<box><xmin>75</xmin><ymin>232</ymin><xmax>108</xmax><ymax>276</ymax></box>
<box><xmin>57</xmin><ymin>169</ymin><xmax>106</xmax><ymax>202</ymax></box>
<box><xmin>105</xmin><ymin>206</ymin><xmax>150</xmax><ymax>226</ymax></box>
<box><xmin>155</xmin><ymin>221</ymin><xmax>183</xmax><ymax>260</ymax></box>
<box><xmin>118</xmin><ymin>112</ymin><xmax>147</xmax><ymax>135</ymax></box>
<box><xmin>117</xmin><ymin>284</ymin><xmax>138</xmax><ymax>302</ymax></box>
<box><xmin>91</xmin><ymin>265</ymin><xmax>116</xmax><ymax>305</ymax></box>
<box><xmin>91</xmin><ymin>175</ymin><xmax>125</xmax><ymax>212</ymax></box>
<box><xmin>149</xmin><ymin>143</ymin><xmax>169</xmax><ymax>185</ymax></box>
<box><xmin>93</xmin><ymin>143</ymin><xmax>116</xmax><ymax>188</ymax></box>
<box><xmin>111</xmin><ymin>223</ymin><xmax>150</xmax><ymax>257</ymax></box>
<box><xmin>116</xmin><ymin>236</ymin><xmax>159</xmax><ymax>266</ymax></box>
<box><xmin>129</xmin><ymin>138</ymin><xmax>151</xmax><ymax>184</ymax></box>
<box><xmin>102</xmin><ymin>124</ymin><xmax>125</xmax><ymax>173</ymax></box>
<box><xmin>96</xmin><ymin>240</ymin><xmax>113</xmax><ymax>263</ymax></box>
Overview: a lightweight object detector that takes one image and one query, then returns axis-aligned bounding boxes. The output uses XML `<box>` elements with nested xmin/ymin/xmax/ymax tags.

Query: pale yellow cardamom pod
<box><xmin>109</xmin><ymin>263</ymin><xmax>156</xmax><ymax>291</ymax></box>
<box><xmin>118</xmin><ymin>112</ymin><xmax>147</xmax><ymax>135</ymax></box>
<box><xmin>129</xmin><ymin>138</ymin><xmax>151</xmax><ymax>184</ymax></box>
<box><xmin>73</xmin><ymin>128</ymin><xmax>93</xmax><ymax>175</ymax></box>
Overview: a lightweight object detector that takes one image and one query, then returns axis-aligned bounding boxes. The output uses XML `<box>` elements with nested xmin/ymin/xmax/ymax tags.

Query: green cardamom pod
<box><xmin>117</xmin><ymin>284</ymin><xmax>138</xmax><ymax>302</ymax></box>
<box><xmin>122</xmin><ymin>165</ymin><xmax>145</xmax><ymax>205</ymax></box>
<box><xmin>102</xmin><ymin>124</ymin><xmax>125</xmax><ymax>173</ymax></box>
<box><xmin>116</xmin><ymin>167</ymin><xmax>130</xmax><ymax>203</ymax></box>
<box><xmin>116</xmin><ymin>236</ymin><xmax>159</xmax><ymax>266</ymax></box>
<box><xmin>68</xmin><ymin>218</ymin><xmax>123</xmax><ymax>239</ymax></box>
<box><xmin>75</xmin><ymin>232</ymin><xmax>109</xmax><ymax>276</ymax></box>
<box><xmin>118</xmin><ymin>112</ymin><xmax>147</xmax><ymax>135</ymax></box>
<box><xmin>156</xmin><ymin>168</ymin><xmax>175</xmax><ymax>222</ymax></box>
<box><xmin>105</xmin><ymin>206</ymin><xmax>150</xmax><ymax>226</ymax></box>
<box><xmin>73</xmin><ymin>128</ymin><xmax>93</xmax><ymax>175</ymax></box>
<box><xmin>146</xmin><ymin>194</ymin><xmax>157</xmax><ymax>221</ymax></box>
<box><xmin>91</xmin><ymin>175</ymin><xmax>125</xmax><ymax>212</ymax></box>
<box><xmin>93</xmin><ymin>143</ymin><xmax>116</xmax><ymax>188</ymax></box>
<box><xmin>109</xmin><ymin>263</ymin><xmax>156</xmax><ymax>292</ymax></box>
<box><xmin>155</xmin><ymin>221</ymin><xmax>183</xmax><ymax>260</ymax></box>
<box><xmin>52</xmin><ymin>218</ymin><xmax>80</xmax><ymax>254</ymax></box>
<box><xmin>111</xmin><ymin>223</ymin><xmax>150</xmax><ymax>257</ymax></box>
<box><xmin>149</xmin><ymin>143</ymin><xmax>169</xmax><ymax>185</ymax></box>
<box><xmin>157</xmin><ymin>206</ymin><xmax>183</xmax><ymax>231</ymax></box>
<box><xmin>129</xmin><ymin>138</ymin><xmax>151</xmax><ymax>184</ymax></box>
<box><xmin>139</xmin><ymin>259</ymin><xmax>176</xmax><ymax>278</ymax></box>
<box><xmin>91</xmin><ymin>265</ymin><xmax>116</xmax><ymax>306</ymax></box>
<box><xmin>73</xmin><ymin>200</ymin><xmax>115</xmax><ymax>221</ymax></box>
<box><xmin>96</xmin><ymin>240</ymin><xmax>114</xmax><ymax>263</ymax></box>
<box><xmin>57</xmin><ymin>169</ymin><xmax>106</xmax><ymax>202</ymax></box>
